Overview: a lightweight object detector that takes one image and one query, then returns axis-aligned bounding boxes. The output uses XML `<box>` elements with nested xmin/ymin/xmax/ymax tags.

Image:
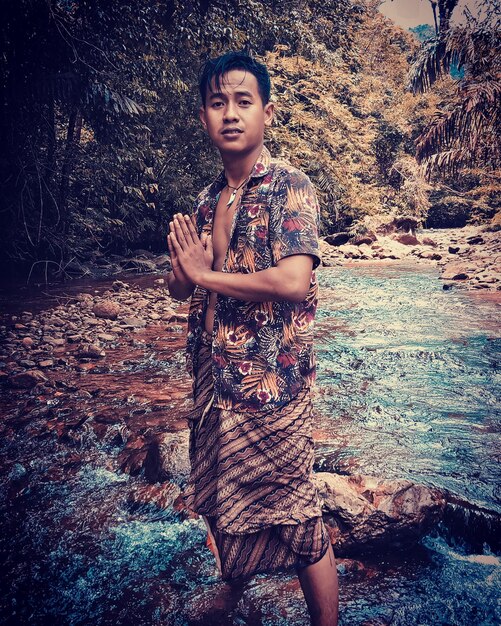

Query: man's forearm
<box><xmin>196</xmin><ymin>266</ymin><xmax>307</xmax><ymax>303</ymax></box>
<box><xmin>167</xmin><ymin>271</ymin><xmax>195</xmax><ymax>301</ymax></box>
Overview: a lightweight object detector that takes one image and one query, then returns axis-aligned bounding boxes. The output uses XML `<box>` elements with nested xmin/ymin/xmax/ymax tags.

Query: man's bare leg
<box><xmin>295</xmin><ymin>541</ymin><xmax>339</xmax><ymax>626</ymax></box>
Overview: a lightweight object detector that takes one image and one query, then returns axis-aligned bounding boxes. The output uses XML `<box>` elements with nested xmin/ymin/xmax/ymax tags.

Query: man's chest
<box><xmin>199</xmin><ymin>174</ymin><xmax>275</xmax><ymax>271</ymax></box>
<box><xmin>211</xmin><ymin>192</ymin><xmax>238</xmax><ymax>266</ymax></box>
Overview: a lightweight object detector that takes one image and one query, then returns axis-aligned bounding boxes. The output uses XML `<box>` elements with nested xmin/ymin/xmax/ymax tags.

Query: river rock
<box><xmin>82</xmin><ymin>317</ymin><xmax>100</xmax><ymax>326</ymax></box>
<box><xmin>77</xmin><ymin>344</ymin><xmax>105</xmax><ymax>359</ymax></box>
<box><xmin>441</xmin><ymin>262</ymin><xmax>477</xmax><ymax>280</ymax></box>
<box><xmin>122</xmin><ymin>317</ymin><xmax>146</xmax><ymax>328</ymax></box>
<box><xmin>22</xmin><ymin>337</ymin><xmax>34</xmax><ymax>348</ymax></box>
<box><xmin>466</xmin><ymin>235</ymin><xmax>484</xmax><ymax>245</ymax></box>
<box><xmin>97</xmin><ymin>333</ymin><xmax>115</xmax><ymax>342</ymax></box>
<box><xmin>76</xmin><ymin>293</ymin><xmax>94</xmax><ymax>308</ymax></box>
<box><xmin>121</xmin><ymin>257</ymin><xmax>157</xmax><ymax>272</ymax></box>
<box><xmin>375</xmin><ymin>215</ymin><xmax>419</xmax><ymax>236</ymax></box>
<box><xmin>38</xmin><ymin>360</ymin><xmax>54</xmax><ymax>368</ymax></box>
<box><xmin>418</xmin><ymin>250</ymin><xmax>442</xmax><ymax>260</ymax></box>
<box><xmin>338</xmin><ymin>244</ymin><xmax>363</xmax><ymax>259</ymax></box>
<box><xmin>93</xmin><ymin>300</ymin><xmax>120</xmax><ymax>320</ymax></box>
<box><xmin>393</xmin><ymin>233</ymin><xmax>420</xmax><ymax>246</ymax></box>
<box><xmin>475</xmin><ymin>272</ymin><xmax>499</xmax><ymax>284</ymax></box>
<box><xmin>324</xmin><ymin>232</ymin><xmax>351</xmax><ymax>246</ymax></box>
<box><xmin>9</xmin><ymin>369</ymin><xmax>48</xmax><ymax>389</ymax></box>
<box><xmin>161</xmin><ymin>308</ymin><xmax>177</xmax><ymax>322</ymax></box>
<box><xmin>143</xmin><ymin>431</ymin><xmax>191</xmax><ymax>484</ymax></box>
<box><xmin>112</xmin><ymin>280</ymin><xmax>129</xmax><ymax>291</ymax></box>
<box><xmin>374</xmin><ymin>246</ymin><xmax>401</xmax><ymax>259</ymax></box>
<box><xmin>19</xmin><ymin>359</ymin><xmax>36</xmax><ymax>368</ymax></box>
<box><xmin>314</xmin><ymin>472</ymin><xmax>446</xmax><ymax>556</ymax></box>
<box><xmin>44</xmin><ymin>337</ymin><xmax>65</xmax><ymax>347</ymax></box>
<box><xmin>422</xmin><ymin>237</ymin><xmax>437</xmax><ymax>247</ymax></box>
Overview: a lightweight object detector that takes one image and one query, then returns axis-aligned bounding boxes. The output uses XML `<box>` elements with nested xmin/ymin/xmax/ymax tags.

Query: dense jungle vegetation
<box><xmin>1</xmin><ymin>0</ymin><xmax>499</xmax><ymax>281</ymax></box>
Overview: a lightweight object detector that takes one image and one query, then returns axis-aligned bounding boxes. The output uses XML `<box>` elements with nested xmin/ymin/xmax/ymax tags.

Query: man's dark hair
<box><xmin>199</xmin><ymin>50</ymin><xmax>271</xmax><ymax>107</ymax></box>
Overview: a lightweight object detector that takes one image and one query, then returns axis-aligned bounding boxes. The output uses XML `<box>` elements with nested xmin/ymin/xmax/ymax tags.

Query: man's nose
<box><xmin>223</xmin><ymin>101</ymin><xmax>239</xmax><ymax>121</ymax></box>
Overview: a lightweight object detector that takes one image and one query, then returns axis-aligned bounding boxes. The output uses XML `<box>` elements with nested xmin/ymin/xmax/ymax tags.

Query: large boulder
<box><xmin>375</xmin><ymin>215</ymin><xmax>420</xmax><ymax>236</ymax></box>
<box><xmin>324</xmin><ymin>232</ymin><xmax>351</xmax><ymax>246</ymax></box>
<box><xmin>351</xmin><ymin>232</ymin><xmax>377</xmax><ymax>246</ymax></box>
<box><xmin>314</xmin><ymin>472</ymin><xmax>446</xmax><ymax>556</ymax></box>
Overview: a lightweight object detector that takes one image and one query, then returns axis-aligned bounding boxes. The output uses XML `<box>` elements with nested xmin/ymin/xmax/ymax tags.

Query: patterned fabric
<box><xmin>185</xmin><ymin>144</ymin><xmax>322</xmax><ymax>412</ymax></box>
<box><xmin>202</xmin><ymin>513</ymin><xmax>330</xmax><ymax>581</ymax></box>
<box><xmin>182</xmin><ymin>334</ymin><xmax>330</xmax><ymax>580</ymax></box>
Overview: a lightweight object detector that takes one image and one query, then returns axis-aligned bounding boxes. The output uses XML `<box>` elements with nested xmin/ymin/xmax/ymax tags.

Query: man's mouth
<box><xmin>222</xmin><ymin>128</ymin><xmax>243</xmax><ymax>135</ymax></box>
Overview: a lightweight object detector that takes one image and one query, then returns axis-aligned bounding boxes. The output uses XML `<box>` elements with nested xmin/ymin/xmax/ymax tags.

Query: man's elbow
<box><xmin>274</xmin><ymin>256</ymin><xmax>313</xmax><ymax>303</ymax></box>
<box><xmin>293</xmin><ymin>284</ymin><xmax>310</xmax><ymax>303</ymax></box>
<box><xmin>280</xmin><ymin>279</ymin><xmax>309</xmax><ymax>303</ymax></box>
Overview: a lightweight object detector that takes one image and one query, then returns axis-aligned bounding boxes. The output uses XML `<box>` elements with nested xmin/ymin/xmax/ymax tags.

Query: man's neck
<box><xmin>220</xmin><ymin>143</ymin><xmax>264</xmax><ymax>188</ymax></box>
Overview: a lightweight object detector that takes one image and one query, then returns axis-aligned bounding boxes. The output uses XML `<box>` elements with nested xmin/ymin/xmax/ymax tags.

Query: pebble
<box><xmin>97</xmin><ymin>333</ymin><xmax>115</xmax><ymax>342</ymax></box>
<box><xmin>39</xmin><ymin>360</ymin><xmax>54</xmax><ymax>368</ymax></box>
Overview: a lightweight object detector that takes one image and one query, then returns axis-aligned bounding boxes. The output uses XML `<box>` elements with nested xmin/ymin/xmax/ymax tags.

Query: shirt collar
<box><xmin>249</xmin><ymin>144</ymin><xmax>271</xmax><ymax>178</ymax></box>
<box><xmin>213</xmin><ymin>144</ymin><xmax>272</xmax><ymax>188</ymax></box>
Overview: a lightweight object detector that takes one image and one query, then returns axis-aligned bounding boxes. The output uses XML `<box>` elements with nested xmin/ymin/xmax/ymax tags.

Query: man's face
<box><xmin>199</xmin><ymin>69</ymin><xmax>274</xmax><ymax>156</ymax></box>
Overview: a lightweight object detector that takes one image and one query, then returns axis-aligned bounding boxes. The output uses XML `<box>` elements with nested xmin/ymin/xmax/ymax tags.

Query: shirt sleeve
<box><xmin>268</xmin><ymin>168</ymin><xmax>322</xmax><ymax>270</ymax></box>
<box><xmin>191</xmin><ymin>188</ymin><xmax>210</xmax><ymax>236</ymax></box>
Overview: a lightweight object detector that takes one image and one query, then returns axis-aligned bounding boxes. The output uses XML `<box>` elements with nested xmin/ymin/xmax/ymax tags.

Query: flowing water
<box><xmin>1</xmin><ymin>262</ymin><xmax>500</xmax><ymax>626</ymax></box>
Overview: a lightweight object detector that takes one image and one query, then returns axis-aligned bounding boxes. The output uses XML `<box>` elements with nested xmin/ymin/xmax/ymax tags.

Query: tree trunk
<box><xmin>438</xmin><ymin>0</ymin><xmax>459</xmax><ymax>34</ymax></box>
<box><xmin>59</xmin><ymin>106</ymin><xmax>82</xmax><ymax>247</ymax></box>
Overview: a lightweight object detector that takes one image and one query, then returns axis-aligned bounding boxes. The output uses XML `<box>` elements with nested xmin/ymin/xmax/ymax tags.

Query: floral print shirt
<box><xmin>185</xmin><ymin>144</ymin><xmax>321</xmax><ymax>412</ymax></box>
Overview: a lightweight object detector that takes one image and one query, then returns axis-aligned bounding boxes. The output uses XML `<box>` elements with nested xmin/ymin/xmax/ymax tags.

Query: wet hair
<box><xmin>198</xmin><ymin>50</ymin><xmax>271</xmax><ymax>107</ymax></box>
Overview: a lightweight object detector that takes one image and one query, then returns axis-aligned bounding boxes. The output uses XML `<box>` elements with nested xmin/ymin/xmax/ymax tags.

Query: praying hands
<box><xmin>167</xmin><ymin>213</ymin><xmax>213</xmax><ymax>286</ymax></box>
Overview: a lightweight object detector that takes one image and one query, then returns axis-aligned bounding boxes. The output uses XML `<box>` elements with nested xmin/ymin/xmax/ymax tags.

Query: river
<box><xmin>0</xmin><ymin>261</ymin><xmax>499</xmax><ymax>625</ymax></box>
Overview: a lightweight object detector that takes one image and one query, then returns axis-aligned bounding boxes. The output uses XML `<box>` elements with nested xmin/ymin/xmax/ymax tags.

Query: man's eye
<box><xmin>240</xmin><ymin>100</ymin><xmax>251</xmax><ymax>105</ymax></box>
<box><xmin>212</xmin><ymin>102</ymin><xmax>223</xmax><ymax>108</ymax></box>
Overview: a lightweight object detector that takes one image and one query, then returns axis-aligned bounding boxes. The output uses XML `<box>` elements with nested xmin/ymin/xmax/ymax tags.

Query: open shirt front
<box><xmin>185</xmin><ymin>145</ymin><xmax>322</xmax><ymax>412</ymax></box>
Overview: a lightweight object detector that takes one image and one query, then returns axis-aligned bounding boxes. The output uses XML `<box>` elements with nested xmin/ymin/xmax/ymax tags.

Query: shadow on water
<box><xmin>0</xmin><ymin>262</ymin><xmax>500</xmax><ymax>625</ymax></box>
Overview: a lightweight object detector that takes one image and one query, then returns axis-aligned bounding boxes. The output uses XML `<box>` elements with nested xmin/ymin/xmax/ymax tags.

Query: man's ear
<box><xmin>264</xmin><ymin>102</ymin><xmax>275</xmax><ymax>127</ymax></box>
<box><xmin>199</xmin><ymin>105</ymin><xmax>207</xmax><ymax>128</ymax></box>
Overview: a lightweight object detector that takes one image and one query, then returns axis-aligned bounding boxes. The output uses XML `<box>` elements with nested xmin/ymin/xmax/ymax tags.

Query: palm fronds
<box><xmin>408</xmin><ymin>18</ymin><xmax>500</xmax><ymax>176</ymax></box>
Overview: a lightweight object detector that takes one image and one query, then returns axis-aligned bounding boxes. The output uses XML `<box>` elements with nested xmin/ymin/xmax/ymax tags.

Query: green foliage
<box><xmin>1</xmin><ymin>0</ymin><xmax>498</xmax><ymax>280</ymax></box>
<box><xmin>0</xmin><ymin>0</ymin><xmax>360</xmax><ymax>279</ymax></box>
<box><xmin>410</xmin><ymin>24</ymin><xmax>436</xmax><ymax>43</ymax></box>
<box><xmin>373</xmin><ymin>121</ymin><xmax>404</xmax><ymax>185</ymax></box>
<box><xmin>408</xmin><ymin>1</ymin><xmax>500</xmax><ymax>177</ymax></box>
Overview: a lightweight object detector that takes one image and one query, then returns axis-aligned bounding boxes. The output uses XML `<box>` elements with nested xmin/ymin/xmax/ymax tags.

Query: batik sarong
<box><xmin>182</xmin><ymin>329</ymin><xmax>331</xmax><ymax>580</ymax></box>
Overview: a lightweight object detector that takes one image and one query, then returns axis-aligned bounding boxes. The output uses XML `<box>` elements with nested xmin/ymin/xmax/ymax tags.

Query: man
<box><xmin>167</xmin><ymin>50</ymin><xmax>339</xmax><ymax>626</ymax></box>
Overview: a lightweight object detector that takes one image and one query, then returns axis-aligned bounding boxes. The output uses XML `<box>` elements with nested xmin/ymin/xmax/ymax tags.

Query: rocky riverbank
<box><xmin>15</xmin><ymin>218</ymin><xmax>499</xmax><ymax>294</ymax></box>
<box><xmin>320</xmin><ymin>217</ymin><xmax>500</xmax><ymax>292</ymax></box>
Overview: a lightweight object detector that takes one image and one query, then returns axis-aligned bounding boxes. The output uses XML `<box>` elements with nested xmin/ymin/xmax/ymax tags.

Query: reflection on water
<box><xmin>1</xmin><ymin>263</ymin><xmax>500</xmax><ymax>625</ymax></box>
